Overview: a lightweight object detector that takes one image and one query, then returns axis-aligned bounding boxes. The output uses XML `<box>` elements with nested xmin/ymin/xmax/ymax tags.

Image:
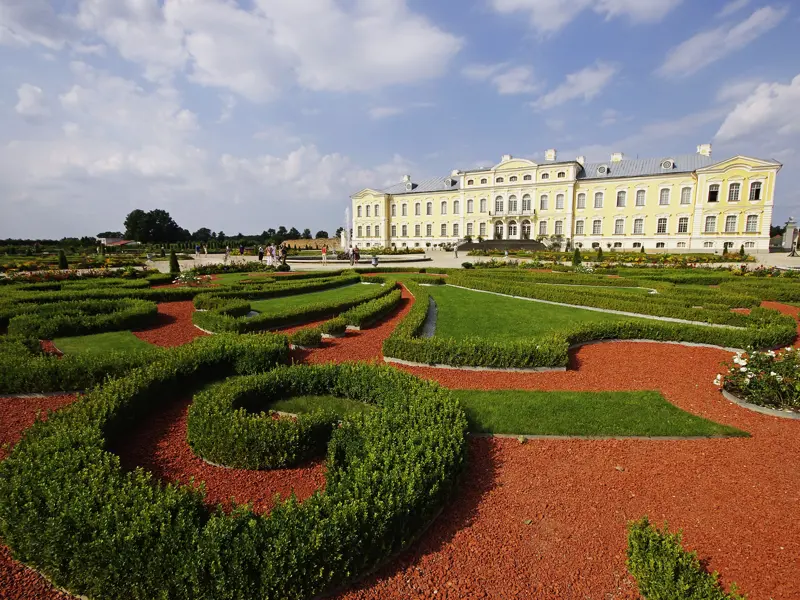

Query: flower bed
<box><xmin>720</xmin><ymin>347</ymin><xmax>800</xmax><ymax>412</ymax></box>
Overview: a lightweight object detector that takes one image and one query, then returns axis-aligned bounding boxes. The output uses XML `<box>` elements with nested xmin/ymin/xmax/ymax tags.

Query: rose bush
<box><xmin>719</xmin><ymin>347</ymin><xmax>800</xmax><ymax>411</ymax></box>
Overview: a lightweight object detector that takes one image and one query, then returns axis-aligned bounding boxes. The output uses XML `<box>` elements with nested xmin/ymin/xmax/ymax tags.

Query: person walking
<box><xmin>239</xmin><ymin>243</ymin><xmax>245</xmax><ymax>256</ymax></box>
<box><xmin>258</xmin><ymin>246</ymin><xmax>264</xmax><ymax>262</ymax></box>
<box><xmin>454</xmin><ymin>243</ymin><xmax>458</xmax><ymax>259</ymax></box>
<box><xmin>321</xmin><ymin>244</ymin><xmax>328</xmax><ymax>265</ymax></box>
<box><xmin>203</xmin><ymin>244</ymin><xmax>208</xmax><ymax>255</ymax></box>
<box><xmin>195</xmin><ymin>243</ymin><xmax>201</xmax><ymax>257</ymax></box>
<box><xmin>224</xmin><ymin>245</ymin><xmax>230</xmax><ymax>264</ymax></box>
<box><xmin>349</xmin><ymin>245</ymin><xmax>355</xmax><ymax>266</ymax></box>
<box><xmin>354</xmin><ymin>245</ymin><xmax>360</xmax><ymax>265</ymax></box>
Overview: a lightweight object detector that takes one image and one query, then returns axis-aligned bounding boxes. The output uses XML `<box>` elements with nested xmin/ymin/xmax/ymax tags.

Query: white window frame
<box><xmin>633</xmin><ymin>218</ymin><xmax>644</xmax><ymax>235</ymax></box>
<box><xmin>745</xmin><ymin>214</ymin><xmax>759</xmax><ymax>233</ymax></box>
<box><xmin>592</xmin><ymin>219</ymin><xmax>602</xmax><ymax>235</ymax></box>
<box><xmin>680</xmin><ymin>187</ymin><xmax>692</xmax><ymax>205</ymax></box>
<box><xmin>614</xmin><ymin>218</ymin><xmax>624</xmax><ymax>235</ymax></box>
<box><xmin>575</xmin><ymin>220</ymin><xmax>585</xmax><ymax>235</ymax></box>
<box><xmin>540</xmin><ymin>194</ymin><xmax>548</xmax><ymax>210</ymax></box>
<box><xmin>728</xmin><ymin>182</ymin><xmax>741</xmax><ymax>202</ymax></box>
<box><xmin>677</xmin><ymin>216</ymin><xmax>689</xmax><ymax>234</ymax></box>
<box><xmin>659</xmin><ymin>188</ymin><xmax>670</xmax><ymax>206</ymax></box>
<box><xmin>556</xmin><ymin>193</ymin><xmax>564</xmax><ymax>210</ymax></box>
<box><xmin>616</xmin><ymin>190</ymin><xmax>626</xmax><ymax>208</ymax></box>
<box><xmin>594</xmin><ymin>192</ymin><xmax>603</xmax><ymax>209</ymax></box>
<box><xmin>704</xmin><ymin>215</ymin><xmax>717</xmax><ymax>233</ymax></box>
<box><xmin>656</xmin><ymin>217</ymin><xmax>668</xmax><ymax>234</ymax></box>
<box><xmin>635</xmin><ymin>189</ymin><xmax>646</xmax><ymax>207</ymax></box>
<box><xmin>577</xmin><ymin>193</ymin><xmax>586</xmax><ymax>209</ymax></box>
<box><xmin>724</xmin><ymin>215</ymin><xmax>737</xmax><ymax>233</ymax></box>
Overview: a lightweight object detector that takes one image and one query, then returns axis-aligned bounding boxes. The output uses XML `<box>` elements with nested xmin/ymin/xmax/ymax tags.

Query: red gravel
<box><xmin>39</xmin><ymin>339</ymin><xmax>62</xmax><ymax>356</ymax></box>
<box><xmin>132</xmin><ymin>301</ymin><xmax>208</xmax><ymax>347</ymax></box>
<box><xmin>112</xmin><ymin>397</ymin><xmax>326</xmax><ymax>514</ymax></box>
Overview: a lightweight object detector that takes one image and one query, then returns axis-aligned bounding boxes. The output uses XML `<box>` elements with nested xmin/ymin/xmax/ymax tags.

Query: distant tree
<box><xmin>217</xmin><ymin>231</ymin><xmax>226</xmax><ymax>242</ymax></box>
<box><xmin>265</xmin><ymin>228</ymin><xmax>276</xmax><ymax>239</ymax></box>
<box><xmin>193</xmin><ymin>228</ymin><xmax>212</xmax><ymax>242</ymax></box>
<box><xmin>572</xmin><ymin>248</ymin><xmax>581</xmax><ymax>266</ymax></box>
<box><xmin>770</xmin><ymin>225</ymin><xmax>786</xmax><ymax>238</ymax></box>
<box><xmin>97</xmin><ymin>231</ymin><xmax>123</xmax><ymax>238</ymax></box>
<box><xmin>124</xmin><ymin>209</ymin><xmax>185</xmax><ymax>243</ymax></box>
<box><xmin>123</xmin><ymin>209</ymin><xmax>149</xmax><ymax>241</ymax></box>
<box><xmin>315</xmin><ymin>230</ymin><xmax>329</xmax><ymax>239</ymax></box>
<box><xmin>334</xmin><ymin>227</ymin><xmax>344</xmax><ymax>238</ymax></box>
<box><xmin>596</xmin><ymin>247</ymin><xmax>603</xmax><ymax>261</ymax></box>
<box><xmin>301</xmin><ymin>228</ymin><xmax>312</xmax><ymax>240</ymax></box>
<box><xmin>58</xmin><ymin>249</ymin><xmax>68</xmax><ymax>269</ymax></box>
<box><xmin>169</xmin><ymin>249</ymin><xmax>180</xmax><ymax>276</ymax></box>
<box><xmin>288</xmin><ymin>227</ymin><xmax>301</xmax><ymax>238</ymax></box>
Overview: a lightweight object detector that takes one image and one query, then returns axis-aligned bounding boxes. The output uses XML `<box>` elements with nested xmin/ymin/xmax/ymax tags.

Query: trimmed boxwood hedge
<box><xmin>341</xmin><ymin>287</ymin><xmax>403</xmax><ymax>328</ymax></box>
<box><xmin>0</xmin><ymin>355</ymin><xmax>466</xmax><ymax>600</ymax></box>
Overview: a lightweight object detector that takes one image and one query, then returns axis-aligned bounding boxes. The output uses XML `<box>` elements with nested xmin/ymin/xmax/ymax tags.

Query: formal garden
<box><xmin>1</xmin><ymin>263</ymin><xmax>799</xmax><ymax>599</ymax></box>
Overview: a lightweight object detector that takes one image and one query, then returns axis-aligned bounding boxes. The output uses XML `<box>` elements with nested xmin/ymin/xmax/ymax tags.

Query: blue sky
<box><xmin>1</xmin><ymin>0</ymin><xmax>799</xmax><ymax>238</ymax></box>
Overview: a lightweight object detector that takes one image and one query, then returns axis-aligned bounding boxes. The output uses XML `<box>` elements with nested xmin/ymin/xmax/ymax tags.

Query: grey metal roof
<box><xmin>579</xmin><ymin>154</ymin><xmax>720</xmax><ymax>180</ymax></box>
<box><xmin>382</xmin><ymin>176</ymin><xmax>461</xmax><ymax>195</ymax></box>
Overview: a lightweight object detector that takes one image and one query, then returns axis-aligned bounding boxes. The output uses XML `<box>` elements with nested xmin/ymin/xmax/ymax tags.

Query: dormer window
<box><xmin>557</xmin><ymin>171</ymin><xmax>566</xmax><ymax>178</ymax></box>
<box><xmin>405</xmin><ymin>182</ymin><xmax>413</xmax><ymax>191</ymax></box>
<box><xmin>597</xmin><ymin>165</ymin><xmax>609</xmax><ymax>176</ymax></box>
<box><xmin>523</xmin><ymin>174</ymin><xmax>532</xmax><ymax>181</ymax></box>
<box><xmin>541</xmin><ymin>173</ymin><xmax>549</xmax><ymax>180</ymax></box>
<box><xmin>496</xmin><ymin>177</ymin><xmax>504</xmax><ymax>183</ymax></box>
<box><xmin>467</xmin><ymin>179</ymin><xmax>474</xmax><ymax>186</ymax></box>
<box><xmin>509</xmin><ymin>176</ymin><xmax>517</xmax><ymax>182</ymax></box>
<box><xmin>480</xmin><ymin>178</ymin><xmax>487</xmax><ymax>184</ymax></box>
<box><xmin>661</xmin><ymin>159</ymin><xmax>674</xmax><ymax>170</ymax></box>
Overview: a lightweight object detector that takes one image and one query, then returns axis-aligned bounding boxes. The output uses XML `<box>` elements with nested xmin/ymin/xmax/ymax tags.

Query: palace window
<box><xmin>613</xmin><ymin>242</ymin><xmax>622</xmax><ymax>248</ymax></box>
<box><xmin>592</xmin><ymin>219</ymin><xmax>602</xmax><ymax>235</ymax></box>
<box><xmin>749</xmin><ymin>181</ymin><xmax>762</xmax><ymax>201</ymax></box>
<box><xmin>557</xmin><ymin>171</ymin><xmax>566</xmax><ymax>178</ymax></box>
<box><xmin>522</xmin><ymin>194</ymin><xmax>531</xmax><ymax>211</ymax></box>
<box><xmin>480</xmin><ymin>223</ymin><xmax>487</xmax><ymax>236</ymax></box>
<box><xmin>708</xmin><ymin>184</ymin><xmax>719</xmax><ymax>203</ymax></box>
<box><xmin>659</xmin><ymin>189</ymin><xmax>670</xmax><ymax>206</ymax></box>
<box><xmin>391</xmin><ymin>225</ymin><xmax>396</xmax><ymax>236</ymax></box>
<box><xmin>522</xmin><ymin>220</ymin><xmax>531</xmax><ymax>239</ymax></box>
<box><xmin>508</xmin><ymin>221</ymin><xmax>517</xmax><ymax>237</ymax></box>
<box><xmin>391</xmin><ymin>205</ymin><xmax>396</xmax><ymax>217</ymax></box>
<box><xmin>415</xmin><ymin>224</ymin><xmax>421</xmax><ymax>237</ymax></box>
<box><xmin>495</xmin><ymin>197</ymin><xmax>504</xmax><ymax>213</ymax></box>
<box><xmin>556</xmin><ymin>194</ymin><xmax>564</xmax><ymax>210</ymax></box>
<box><xmin>453</xmin><ymin>223</ymin><xmax>459</xmax><ymax>237</ymax></box>
<box><xmin>357</xmin><ymin>206</ymin><xmax>362</xmax><ymax>217</ymax></box>
<box><xmin>728</xmin><ymin>183</ymin><xmax>740</xmax><ymax>202</ymax></box>
<box><xmin>614</xmin><ymin>219</ymin><xmax>624</xmax><ymax>235</ymax></box>
<box><xmin>616</xmin><ymin>191</ymin><xmax>626</xmax><ymax>208</ymax></box>
<box><xmin>704</xmin><ymin>216</ymin><xmax>716</xmax><ymax>232</ymax></box>
<box><xmin>575</xmin><ymin>220</ymin><xmax>585</xmax><ymax>235</ymax></box>
<box><xmin>633</xmin><ymin>242</ymin><xmax>642</xmax><ymax>248</ymax></box>
<box><xmin>656</xmin><ymin>242</ymin><xmax>665</xmax><ymax>249</ymax></box>
<box><xmin>678</xmin><ymin>217</ymin><xmax>689</xmax><ymax>233</ymax></box>
<box><xmin>496</xmin><ymin>177</ymin><xmax>504</xmax><ymax>183</ymax></box>
<box><xmin>426</xmin><ymin>202</ymin><xmax>433</xmax><ymax>216</ymax></box>
<box><xmin>375</xmin><ymin>225</ymin><xmax>380</xmax><ymax>237</ymax></box>
<box><xmin>454</xmin><ymin>200</ymin><xmax>460</xmax><ymax>214</ymax></box>
<box><xmin>577</xmin><ymin>193</ymin><xmax>586</xmax><ymax>209</ymax></box>
<box><xmin>523</xmin><ymin>174</ymin><xmax>532</xmax><ymax>181</ymax></box>
<box><xmin>467</xmin><ymin>199</ymin><xmax>474</xmax><ymax>213</ymax></box>
<box><xmin>510</xmin><ymin>176</ymin><xmax>518</xmax><ymax>182</ymax></box>
<box><xmin>401</xmin><ymin>225</ymin><xmax>407</xmax><ymax>237</ymax></box>
<box><xmin>677</xmin><ymin>242</ymin><xmax>686</xmax><ymax>248</ymax></box>
<box><xmin>467</xmin><ymin>222</ymin><xmax>473</xmax><ymax>236</ymax></box>
<box><xmin>594</xmin><ymin>192</ymin><xmax>604</xmax><ymax>209</ymax></box>
<box><xmin>414</xmin><ymin>202</ymin><xmax>421</xmax><ymax>216</ymax></box>
<box><xmin>725</xmin><ymin>215</ymin><xmax>737</xmax><ymax>233</ymax></box>
<box><xmin>539</xmin><ymin>221</ymin><xmax>547</xmax><ymax>236</ymax></box>
<box><xmin>441</xmin><ymin>224</ymin><xmax>447</xmax><ymax>236</ymax></box>
<box><xmin>657</xmin><ymin>217</ymin><xmax>667</xmax><ymax>234</ymax></box>
<box><xmin>440</xmin><ymin>201</ymin><xmax>447</xmax><ymax>215</ymax></box>
<box><xmin>746</xmin><ymin>215</ymin><xmax>759</xmax><ymax>232</ymax></box>
<box><xmin>480</xmin><ymin>178</ymin><xmax>487</xmax><ymax>184</ymax></box>
<box><xmin>633</xmin><ymin>218</ymin><xmax>644</xmax><ymax>235</ymax></box>
<box><xmin>426</xmin><ymin>224</ymin><xmax>432</xmax><ymax>236</ymax></box>
<box><xmin>704</xmin><ymin>241</ymin><xmax>714</xmax><ymax>248</ymax></box>
<box><xmin>467</xmin><ymin>179</ymin><xmax>474</xmax><ymax>186</ymax></box>
<box><xmin>541</xmin><ymin>173</ymin><xmax>550</xmax><ymax>180</ymax></box>
<box><xmin>745</xmin><ymin>241</ymin><xmax>755</xmax><ymax>248</ymax></box>
<box><xmin>366</xmin><ymin>206</ymin><xmax>370</xmax><ymax>217</ymax></box>
<box><xmin>636</xmin><ymin>189</ymin><xmax>646</xmax><ymax>206</ymax></box>
<box><xmin>680</xmin><ymin>187</ymin><xmax>691</xmax><ymax>205</ymax></box>
<box><xmin>401</xmin><ymin>204</ymin><xmax>407</xmax><ymax>216</ymax></box>
<box><xmin>555</xmin><ymin>220</ymin><xmax>563</xmax><ymax>235</ymax></box>
<box><xmin>540</xmin><ymin>195</ymin><xmax>548</xmax><ymax>210</ymax></box>
<box><xmin>366</xmin><ymin>225</ymin><xmax>371</xmax><ymax>236</ymax></box>
<box><xmin>508</xmin><ymin>195</ymin><xmax>518</xmax><ymax>212</ymax></box>
<box><xmin>480</xmin><ymin>198</ymin><xmax>487</xmax><ymax>212</ymax></box>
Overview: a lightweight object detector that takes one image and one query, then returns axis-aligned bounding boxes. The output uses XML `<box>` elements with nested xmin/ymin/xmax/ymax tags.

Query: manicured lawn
<box><xmin>429</xmin><ymin>284</ymin><xmax>651</xmax><ymax>340</ymax></box>
<box><xmin>53</xmin><ymin>331</ymin><xmax>155</xmax><ymax>354</ymax></box>
<box><xmin>250</xmin><ymin>283</ymin><xmax>380</xmax><ymax>315</ymax></box>
<box><xmin>268</xmin><ymin>395</ymin><xmax>374</xmax><ymax>416</ymax></box>
<box><xmin>452</xmin><ymin>389</ymin><xmax>746</xmax><ymax>437</ymax></box>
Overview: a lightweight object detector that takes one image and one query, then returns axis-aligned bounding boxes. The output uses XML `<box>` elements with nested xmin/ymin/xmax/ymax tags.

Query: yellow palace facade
<box><xmin>350</xmin><ymin>145</ymin><xmax>781</xmax><ymax>253</ymax></box>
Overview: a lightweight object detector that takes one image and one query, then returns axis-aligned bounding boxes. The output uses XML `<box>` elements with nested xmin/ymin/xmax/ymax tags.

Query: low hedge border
<box><xmin>192</xmin><ymin>274</ymin><xmax>361</xmax><ymax>307</ymax></box>
<box><xmin>0</xmin><ymin>356</ymin><xmax>466</xmax><ymax>600</ymax></box>
<box><xmin>340</xmin><ymin>287</ymin><xmax>403</xmax><ymax>329</ymax></box>
<box><xmin>627</xmin><ymin>517</ymin><xmax>746</xmax><ymax>599</ymax></box>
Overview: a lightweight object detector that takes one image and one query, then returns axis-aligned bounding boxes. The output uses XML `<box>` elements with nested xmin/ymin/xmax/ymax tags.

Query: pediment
<box><xmin>697</xmin><ymin>155</ymin><xmax>782</xmax><ymax>173</ymax></box>
<box><xmin>493</xmin><ymin>158</ymin><xmax>538</xmax><ymax>171</ymax></box>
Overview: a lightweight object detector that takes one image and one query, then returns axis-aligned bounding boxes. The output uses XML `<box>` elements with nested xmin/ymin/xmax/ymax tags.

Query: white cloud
<box><xmin>600</xmin><ymin>108</ymin><xmax>620</xmax><ymax>126</ymax></box>
<box><xmin>659</xmin><ymin>6</ymin><xmax>789</xmax><ymax>78</ymax></box>
<box><xmin>717</xmin><ymin>0</ymin><xmax>750</xmax><ymax>19</ymax></box>
<box><xmin>217</xmin><ymin>95</ymin><xmax>236</xmax><ymax>123</ymax></box>
<box><xmin>369</xmin><ymin>106</ymin><xmax>405</xmax><ymax>120</ymax></box>
<box><xmin>534</xmin><ymin>62</ymin><xmax>618</xmax><ymax>110</ymax></box>
<box><xmin>462</xmin><ymin>63</ymin><xmax>539</xmax><ymax>95</ymax></box>
<box><xmin>489</xmin><ymin>0</ymin><xmax>682</xmax><ymax>34</ymax></box>
<box><xmin>716</xmin><ymin>79</ymin><xmax>762</xmax><ymax>103</ymax></box>
<box><xmin>0</xmin><ymin>0</ymin><xmax>73</xmax><ymax>49</ymax></box>
<box><xmin>716</xmin><ymin>74</ymin><xmax>800</xmax><ymax>142</ymax></box>
<box><xmin>15</xmin><ymin>83</ymin><xmax>50</xmax><ymax>121</ymax></box>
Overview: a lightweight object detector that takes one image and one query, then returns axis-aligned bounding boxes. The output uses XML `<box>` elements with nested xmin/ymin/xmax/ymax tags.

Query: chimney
<box><xmin>544</xmin><ymin>149</ymin><xmax>557</xmax><ymax>162</ymax></box>
<box><xmin>697</xmin><ymin>143</ymin><xmax>712</xmax><ymax>157</ymax></box>
<box><xmin>576</xmin><ymin>156</ymin><xmax>585</xmax><ymax>166</ymax></box>
<box><xmin>501</xmin><ymin>154</ymin><xmax>512</xmax><ymax>162</ymax></box>
<box><xmin>402</xmin><ymin>174</ymin><xmax>411</xmax><ymax>183</ymax></box>
<box><xmin>611</xmin><ymin>152</ymin><xmax>624</xmax><ymax>163</ymax></box>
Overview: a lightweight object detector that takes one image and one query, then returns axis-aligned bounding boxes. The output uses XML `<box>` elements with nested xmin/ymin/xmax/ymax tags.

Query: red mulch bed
<box><xmin>39</xmin><ymin>339</ymin><xmax>62</xmax><ymax>356</ymax></box>
<box><xmin>132</xmin><ymin>301</ymin><xmax>208</xmax><ymax>347</ymax></box>
<box><xmin>3</xmin><ymin>290</ymin><xmax>800</xmax><ymax>599</ymax></box>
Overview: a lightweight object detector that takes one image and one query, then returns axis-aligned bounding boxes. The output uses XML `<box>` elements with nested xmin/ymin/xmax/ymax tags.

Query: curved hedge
<box><xmin>0</xmin><ymin>354</ymin><xmax>466</xmax><ymax>599</ymax></box>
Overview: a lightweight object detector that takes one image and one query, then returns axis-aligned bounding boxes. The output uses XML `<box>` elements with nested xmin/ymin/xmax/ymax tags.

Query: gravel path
<box><xmin>1</xmin><ymin>291</ymin><xmax>799</xmax><ymax>599</ymax></box>
<box><xmin>132</xmin><ymin>300</ymin><xmax>209</xmax><ymax>347</ymax></box>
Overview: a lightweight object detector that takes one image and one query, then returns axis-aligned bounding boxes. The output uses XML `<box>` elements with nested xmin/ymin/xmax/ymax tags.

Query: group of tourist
<box><xmin>347</xmin><ymin>245</ymin><xmax>360</xmax><ymax>266</ymax></box>
<box><xmin>194</xmin><ymin>244</ymin><xmax>209</xmax><ymax>256</ymax></box>
<box><xmin>257</xmin><ymin>244</ymin><xmax>287</xmax><ymax>266</ymax></box>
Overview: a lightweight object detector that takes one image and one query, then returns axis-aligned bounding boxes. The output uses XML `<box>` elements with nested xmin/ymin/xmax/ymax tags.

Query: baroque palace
<box><xmin>350</xmin><ymin>145</ymin><xmax>781</xmax><ymax>253</ymax></box>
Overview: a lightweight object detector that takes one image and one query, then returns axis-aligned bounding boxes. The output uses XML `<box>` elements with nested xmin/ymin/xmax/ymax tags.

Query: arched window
<box><xmin>508</xmin><ymin>195</ymin><xmax>518</xmax><ymax>212</ymax></box>
<box><xmin>440</xmin><ymin>201</ymin><xmax>447</xmax><ymax>215</ymax></box>
<box><xmin>426</xmin><ymin>224</ymin><xmax>432</xmax><ymax>236</ymax></box>
<box><xmin>749</xmin><ymin>182</ymin><xmax>762</xmax><ymax>200</ymax></box>
<box><xmin>467</xmin><ymin>199</ymin><xmax>474</xmax><ymax>213</ymax></box>
<box><xmin>746</xmin><ymin>214</ymin><xmax>758</xmax><ymax>232</ymax></box>
<box><xmin>400</xmin><ymin>224</ymin><xmax>407</xmax><ymax>236</ymax></box>
<box><xmin>480</xmin><ymin>198</ymin><xmax>487</xmax><ymax>212</ymax></box>
<box><xmin>725</xmin><ymin>215</ymin><xmax>737</xmax><ymax>232</ymax></box>
<box><xmin>577</xmin><ymin>193</ymin><xmax>586</xmax><ymax>209</ymax></box>
<box><xmin>633</xmin><ymin>218</ymin><xmax>644</xmax><ymax>234</ymax></box>
<box><xmin>375</xmin><ymin>225</ymin><xmax>380</xmax><ymax>237</ymax></box>
<box><xmin>575</xmin><ymin>220</ymin><xmax>585</xmax><ymax>235</ymax></box>
<box><xmin>440</xmin><ymin>223</ymin><xmax>447</xmax><ymax>236</ymax></box>
<box><xmin>708</xmin><ymin>184</ymin><xmax>720</xmax><ymax>202</ymax></box>
<box><xmin>366</xmin><ymin>205</ymin><xmax>371</xmax><ymax>217</ymax></box>
<box><xmin>657</xmin><ymin>218</ymin><xmax>668</xmax><ymax>234</ymax></box>
<box><xmin>415</xmin><ymin>224</ymin><xmax>421</xmax><ymax>237</ymax></box>
<box><xmin>480</xmin><ymin>178</ymin><xmax>487</xmax><ymax>184</ymax></box>
<box><xmin>540</xmin><ymin>195</ymin><xmax>548</xmax><ymax>210</ymax></box>
<box><xmin>538</xmin><ymin>220</ymin><xmax>547</xmax><ymax>236</ymax></box>
<box><xmin>522</xmin><ymin>220</ymin><xmax>531</xmax><ymax>239</ymax></box>
<box><xmin>426</xmin><ymin>202</ymin><xmax>433</xmax><ymax>215</ymax></box>
<box><xmin>453</xmin><ymin>200</ymin><xmax>460</xmax><ymax>214</ymax></box>
<box><xmin>523</xmin><ymin>174</ymin><xmax>532</xmax><ymax>181</ymax></box>
<box><xmin>453</xmin><ymin>223</ymin><xmax>460</xmax><ymax>237</ymax></box>
<box><xmin>592</xmin><ymin>219</ymin><xmax>602</xmax><ymax>235</ymax></box>
<box><xmin>366</xmin><ymin>225</ymin><xmax>371</xmax><ymax>236</ymax></box>
<box><xmin>522</xmin><ymin>194</ymin><xmax>531</xmax><ymax>211</ymax></box>
<box><xmin>614</xmin><ymin>219</ymin><xmax>624</xmax><ymax>235</ymax></box>
<box><xmin>480</xmin><ymin>223</ymin><xmax>486</xmax><ymax>236</ymax></box>
<box><xmin>681</xmin><ymin>188</ymin><xmax>692</xmax><ymax>205</ymax></box>
<box><xmin>510</xmin><ymin>176</ymin><xmax>518</xmax><ymax>182</ymax></box>
<box><xmin>374</xmin><ymin>204</ymin><xmax>380</xmax><ymax>216</ymax></box>
<box><xmin>556</xmin><ymin>194</ymin><xmax>564</xmax><ymax>210</ymax></box>
<box><xmin>495</xmin><ymin>196</ymin><xmax>504</xmax><ymax>213</ymax></box>
<box><xmin>401</xmin><ymin>203</ymin><xmax>408</xmax><ymax>216</ymax></box>
<box><xmin>555</xmin><ymin>220</ymin><xmax>563</xmax><ymax>235</ymax></box>
<box><xmin>636</xmin><ymin>190</ymin><xmax>646</xmax><ymax>206</ymax></box>
<box><xmin>467</xmin><ymin>179</ymin><xmax>474</xmax><ymax>186</ymax></box>
<box><xmin>357</xmin><ymin>225</ymin><xmax>363</xmax><ymax>237</ymax></box>
<box><xmin>391</xmin><ymin>225</ymin><xmax>396</xmax><ymax>236</ymax></box>
<box><xmin>508</xmin><ymin>220</ymin><xmax>518</xmax><ymax>237</ymax></box>
<box><xmin>594</xmin><ymin>192</ymin><xmax>603</xmax><ymax>208</ymax></box>
<box><xmin>494</xmin><ymin>221</ymin><xmax>504</xmax><ymax>239</ymax></box>
<box><xmin>557</xmin><ymin>171</ymin><xmax>566</xmax><ymax>178</ymax></box>
<box><xmin>496</xmin><ymin>177</ymin><xmax>504</xmax><ymax>183</ymax></box>
<box><xmin>467</xmin><ymin>222</ymin><xmax>473</xmax><ymax>236</ymax></box>
<box><xmin>391</xmin><ymin>205</ymin><xmax>396</xmax><ymax>217</ymax></box>
<box><xmin>541</xmin><ymin>173</ymin><xmax>549</xmax><ymax>180</ymax></box>
<box><xmin>677</xmin><ymin>217</ymin><xmax>688</xmax><ymax>233</ymax></box>
<box><xmin>659</xmin><ymin>189</ymin><xmax>670</xmax><ymax>205</ymax></box>
<box><xmin>357</xmin><ymin>206</ymin><xmax>362</xmax><ymax>217</ymax></box>
<box><xmin>616</xmin><ymin>191</ymin><xmax>626</xmax><ymax>208</ymax></box>
<box><xmin>704</xmin><ymin>215</ymin><xmax>716</xmax><ymax>232</ymax></box>
<box><xmin>414</xmin><ymin>202</ymin><xmax>421</xmax><ymax>216</ymax></box>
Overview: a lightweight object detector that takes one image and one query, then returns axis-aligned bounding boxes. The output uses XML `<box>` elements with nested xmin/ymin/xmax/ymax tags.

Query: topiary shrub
<box><xmin>572</xmin><ymin>248</ymin><xmax>582</xmax><ymax>266</ymax></box>
<box><xmin>58</xmin><ymin>249</ymin><xmax>68</xmax><ymax>270</ymax></box>
<box><xmin>169</xmin><ymin>249</ymin><xmax>180</xmax><ymax>276</ymax></box>
<box><xmin>461</xmin><ymin>262</ymin><xmax>474</xmax><ymax>269</ymax></box>
<box><xmin>320</xmin><ymin>317</ymin><xmax>347</xmax><ymax>337</ymax></box>
<box><xmin>276</xmin><ymin>263</ymin><xmax>291</xmax><ymax>272</ymax></box>
<box><xmin>640</xmin><ymin>245</ymin><xmax>646</xmax><ymax>253</ymax></box>
<box><xmin>596</xmin><ymin>247</ymin><xmax>604</xmax><ymax>261</ymax></box>
<box><xmin>288</xmin><ymin>326</ymin><xmax>322</xmax><ymax>348</ymax></box>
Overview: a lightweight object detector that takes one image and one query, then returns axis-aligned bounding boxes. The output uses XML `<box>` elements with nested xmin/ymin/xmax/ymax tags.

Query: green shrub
<box><xmin>276</xmin><ymin>263</ymin><xmax>291</xmax><ymax>272</ymax></box>
<box><xmin>572</xmin><ymin>248</ymin><xmax>581</xmax><ymax>266</ymax></box>
<box><xmin>289</xmin><ymin>327</ymin><xmax>322</xmax><ymax>348</ymax></box>
<box><xmin>340</xmin><ymin>288</ymin><xmax>402</xmax><ymax>328</ymax></box>
<box><xmin>461</xmin><ymin>262</ymin><xmax>474</xmax><ymax>269</ymax></box>
<box><xmin>627</xmin><ymin>517</ymin><xmax>745</xmax><ymax>600</ymax></box>
<box><xmin>321</xmin><ymin>317</ymin><xmax>347</xmax><ymax>336</ymax></box>
<box><xmin>58</xmin><ymin>249</ymin><xmax>68</xmax><ymax>270</ymax></box>
<box><xmin>721</xmin><ymin>347</ymin><xmax>800</xmax><ymax>410</ymax></box>
<box><xmin>169</xmin><ymin>249</ymin><xmax>180</xmax><ymax>275</ymax></box>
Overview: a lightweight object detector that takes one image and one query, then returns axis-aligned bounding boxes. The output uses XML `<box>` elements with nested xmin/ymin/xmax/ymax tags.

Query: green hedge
<box><xmin>288</xmin><ymin>327</ymin><xmax>323</xmax><ymax>348</ymax></box>
<box><xmin>192</xmin><ymin>273</ymin><xmax>361</xmax><ymax>307</ymax></box>
<box><xmin>0</xmin><ymin>356</ymin><xmax>466</xmax><ymax>600</ymax></box>
<box><xmin>321</xmin><ymin>317</ymin><xmax>347</xmax><ymax>336</ymax></box>
<box><xmin>5</xmin><ymin>298</ymin><xmax>159</xmax><ymax>339</ymax></box>
<box><xmin>627</xmin><ymin>517</ymin><xmax>746</xmax><ymax>599</ymax></box>
<box><xmin>341</xmin><ymin>287</ymin><xmax>403</xmax><ymax>328</ymax></box>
